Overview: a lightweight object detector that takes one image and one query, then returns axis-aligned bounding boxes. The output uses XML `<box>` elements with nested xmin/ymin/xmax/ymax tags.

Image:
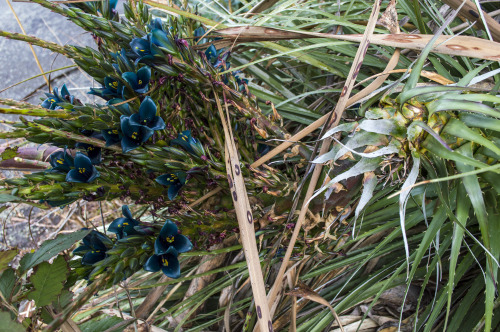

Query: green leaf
<box><xmin>79</xmin><ymin>315</ymin><xmax>123</xmax><ymax>332</ymax></box>
<box><xmin>0</xmin><ymin>194</ymin><xmax>21</xmax><ymax>203</ymax></box>
<box><xmin>0</xmin><ymin>311</ymin><xmax>24</xmax><ymax>332</ymax></box>
<box><xmin>0</xmin><ymin>249</ymin><xmax>18</xmax><ymax>273</ymax></box>
<box><xmin>19</xmin><ymin>229</ymin><xmax>91</xmax><ymax>273</ymax></box>
<box><xmin>0</xmin><ymin>147</ymin><xmax>19</xmax><ymax>161</ymax></box>
<box><xmin>0</xmin><ymin>268</ymin><xmax>17</xmax><ymax>299</ymax></box>
<box><xmin>27</xmin><ymin>255</ymin><xmax>68</xmax><ymax>307</ymax></box>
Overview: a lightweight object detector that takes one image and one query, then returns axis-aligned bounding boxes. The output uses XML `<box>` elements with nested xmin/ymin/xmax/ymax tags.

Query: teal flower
<box><xmin>151</xmin><ymin>29</ymin><xmax>176</xmax><ymax>55</ymax></box>
<box><xmin>65</xmin><ymin>153</ymin><xmax>100</xmax><ymax>183</ymax></box>
<box><xmin>101</xmin><ymin>128</ymin><xmax>121</xmax><ymax>146</ymax></box>
<box><xmin>75</xmin><ymin>143</ymin><xmax>101</xmax><ymax>165</ymax></box>
<box><xmin>108</xmin><ymin>205</ymin><xmax>140</xmax><ymax>239</ymax></box>
<box><xmin>130</xmin><ymin>36</ymin><xmax>158</xmax><ymax>64</ymax></box>
<box><xmin>88</xmin><ymin>77</ymin><xmax>123</xmax><ymax>99</ymax></box>
<box><xmin>110</xmin><ymin>48</ymin><xmax>135</xmax><ymax>73</ymax></box>
<box><xmin>120</xmin><ymin>115</ymin><xmax>154</xmax><ymax>153</ymax></box>
<box><xmin>170</xmin><ymin>130</ymin><xmax>205</xmax><ymax>156</ymax></box>
<box><xmin>143</xmin><ymin>250</ymin><xmax>180</xmax><ymax>279</ymax></box>
<box><xmin>49</xmin><ymin>149</ymin><xmax>74</xmax><ymax>172</ymax></box>
<box><xmin>122</xmin><ymin>66</ymin><xmax>151</xmax><ymax>94</ymax></box>
<box><xmin>143</xmin><ymin>220</ymin><xmax>192</xmax><ymax>279</ymax></box>
<box><xmin>154</xmin><ymin>219</ymin><xmax>192</xmax><ymax>255</ymax></box>
<box><xmin>156</xmin><ymin>172</ymin><xmax>186</xmax><ymax>200</ymax></box>
<box><xmin>129</xmin><ymin>96</ymin><xmax>165</xmax><ymax>131</ymax></box>
<box><xmin>73</xmin><ymin>230</ymin><xmax>113</xmax><ymax>265</ymax></box>
<box><xmin>42</xmin><ymin>84</ymin><xmax>74</xmax><ymax>109</ymax></box>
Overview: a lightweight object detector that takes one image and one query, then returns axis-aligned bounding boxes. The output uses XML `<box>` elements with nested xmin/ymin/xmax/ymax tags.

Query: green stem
<box><xmin>0</xmin><ymin>30</ymin><xmax>68</xmax><ymax>55</ymax></box>
<box><xmin>0</xmin><ymin>107</ymin><xmax>72</xmax><ymax>118</ymax></box>
<box><xmin>21</xmin><ymin>119</ymin><xmax>122</xmax><ymax>152</ymax></box>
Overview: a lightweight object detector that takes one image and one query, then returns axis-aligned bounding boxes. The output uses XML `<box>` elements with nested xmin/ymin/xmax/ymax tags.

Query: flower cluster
<box><xmin>72</xmin><ymin>206</ymin><xmax>192</xmax><ymax>281</ymax></box>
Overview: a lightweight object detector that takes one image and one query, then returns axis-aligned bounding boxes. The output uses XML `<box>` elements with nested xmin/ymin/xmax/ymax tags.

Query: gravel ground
<box><xmin>0</xmin><ymin>0</ymin><xmax>110</xmax><ymax>251</ymax></box>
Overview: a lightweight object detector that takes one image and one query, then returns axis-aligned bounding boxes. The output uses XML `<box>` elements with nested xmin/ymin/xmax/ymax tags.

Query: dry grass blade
<box><xmin>442</xmin><ymin>0</ymin><xmax>500</xmax><ymax>42</ymax></box>
<box><xmin>287</xmin><ymin>281</ymin><xmax>345</xmax><ymax>332</ymax></box>
<box><xmin>212</xmin><ymin>87</ymin><xmax>272</xmax><ymax>331</ymax></box>
<box><xmin>262</xmin><ymin>1</ymin><xmax>383</xmax><ymax>329</ymax></box>
<box><xmin>209</xmin><ymin>27</ymin><xmax>500</xmax><ymax>61</ymax></box>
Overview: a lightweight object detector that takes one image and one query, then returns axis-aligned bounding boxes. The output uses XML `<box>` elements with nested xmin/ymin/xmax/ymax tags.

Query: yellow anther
<box><xmin>138</xmin><ymin>80</ymin><xmax>143</xmax><ymax>85</ymax></box>
<box><xmin>56</xmin><ymin>159</ymin><xmax>64</xmax><ymax>164</ymax></box>
<box><xmin>78</xmin><ymin>167</ymin><xmax>86</xmax><ymax>174</ymax></box>
<box><xmin>166</xmin><ymin>236</ymin><xmax>175</xmax><ymax>243</ymax></box>
<box><xmin>162</xmin><ymin>257</ymin><xmax>169</xmax><ymax>266</ymax></box>
<box><xmin>123</xmin><ymin>222</ymin><xmax>129</xmax><ymax>226</ymax></box>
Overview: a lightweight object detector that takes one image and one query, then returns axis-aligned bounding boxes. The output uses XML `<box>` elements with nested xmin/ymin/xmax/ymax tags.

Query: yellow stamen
<box><xmin>162</xmin><ymin>257</ymin><xmax>169</xmax><ymax>266</ymax></box>
<box><xmin>78</xmin><ymin>167</ymin><xmax>86</xmax><ymax>174</ymax></box>
<box><xmin>138</xmin><ymin>80</ymin><xmax>143</xmax><ymax>85</ymax></box>
<box><xmin>56</xmin><ymin>159</ymin><xmax>64</xmax><ymax>164</ymax></box>
<box><xmin>166</xmin><ymin>236</ymin><xmax>175</xmax><ymax>243</ymax></box>
<box><xmin>123</xmin><ymin>222</ymin><xmax>129</xmax><ymax>226</ymax></box>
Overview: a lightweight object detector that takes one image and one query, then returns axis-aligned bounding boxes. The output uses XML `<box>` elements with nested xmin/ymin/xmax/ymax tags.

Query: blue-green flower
<box><xmin>170</xmin><ymin>130</ymin><xmax>205</xmax><ymax>156</ymax></box>
<box><xmin>154</xmin><ymin>219</ymin><xmax>192</xmax><ymax>255</ymax></box>
<box><xmin>107</xmin><ymin>205</ymin><xmax>141</xmax><ymax>239</ymax></box>
<box><xmin>143</xmin><ymin>219</ymin><xmax>192</xmax><ymax>279</ymax></box>
<box><xmin>122</xmin><ymin>67</ymin><xmax>151</xmax><ymax>94</ymax></box>
<box><xmin>88</xmin><ymin>77</ymin><xmax>123</xmax><ymax>99</ymax></box>
<box><xmin>151</xmin><ymin>29</ymin><xmax>176</xmax><ymax>55</ymax></box>
<box><xmin>120</xmin><ymin>115</ymin><xmax>154</xmax><ymax>153</ymax></box>
<box><xmin>65</xmin><ymin>153</ymin><xmax>100</xmax><ymax>183</ymax></box>
<box><xmin>110</xmin><ymin>48</ymin><xmax>135</xmax><ymax>73</ymax></box>
<box><xmin>143</xmin><ymin>250</ymin><xmax>180</xmax><ymax>279</ymax></box>
<box><xmin>42</xmin><ymin>84</ymin><xmax>74</xmax><ymax>109</ymax></box>
<box><xmin>101</xmin><ymin>128</ymin><xmax>121</xmax><ymax>146</ymax></box>
<box><xmin>129</xmin><ymin>96</ymin><xmax>165</xmax><ymax>131</ymax></box>
<box><xmin>156</xmin><ymin>172</ymin><xmax>186</xmax><ymax>200</ymax></box>
<box><xmin>130</xmin><ymin>36</ymin><xmax>158</xmax><ymax>64</ymax></box>
<box><xmin>193</xmin><ymin>26</ymin><xmax>207</xmax><ymax>44</ymax></box>
<box><xmin>73</xmin><ymin>230</ymin><xmax>113</xmax><ymax>265</ymax></box>
<box><xmin>76</xmin><ymin>143</ymin><xmax>101</xmax><ymax>165</ymax></box>
<box><xmin>49</xmin><ymin>149</ymin><xmax>74</xmax><ymax>172</ymax></box>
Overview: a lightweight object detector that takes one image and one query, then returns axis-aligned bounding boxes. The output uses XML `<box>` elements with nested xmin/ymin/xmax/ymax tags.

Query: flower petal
<box><xmin>65</xmin><ymin>169</ymin><xmax>86</xmax><ymax>183</ymax></box>
<box><xmin>121</xmin><ymin>136</ymin><xmax>140</xmax><ymax>153</ymax></box>
<box><xmin>167</xmin><ymin>183</ymin><xmax>182</xmax><ymax>200</ymax></box>
<box><xmin>173</xmin><ymin>234</ymin><xmax>192</xmax><ymax>254</ymax></box>
<box><xmin>154</xmin><ymin>237</ymin><xmax>169</xmax><ymax>255</ymax></box>
<box><xmin>122</xmin><ymin>205</ymin><xmax>133</xmax><ymax>220</ymax></box>
<box><xmin>122</xmin><ymin>72</ymin><xmax>138</xmax><ymax>89</ymax></box>
<box><xmin>160</xmin><ymin>254</ymin><xmax>180</xmax><ymax>279</ymax></box>
<box><xmin>82</xmin><ymin>251</ymin><xmax>106</xmax><ymax>265</ymax></box>
<box><xmin>160</xmin><ymin>219</ymin><xmax>179</xmax><ymax>238</ymax></box>
<box><xmin>108</xmin><ymin>217</ymin><xmax>127</xmax><ymax>235</ymax></box>
<box><xmin>143</xmin><ymin>255</ymin><xmax>161</xmax><ymax>272</ymax></box>
<box><xmin>137</xmin><ymin>66</ymin><xmax>151</xmax><ymax>85</ymax></box>
<box><xmin>139</xmin><ymin>96</ymin><xmax>157</xmax><ymax>124</ymax></box>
